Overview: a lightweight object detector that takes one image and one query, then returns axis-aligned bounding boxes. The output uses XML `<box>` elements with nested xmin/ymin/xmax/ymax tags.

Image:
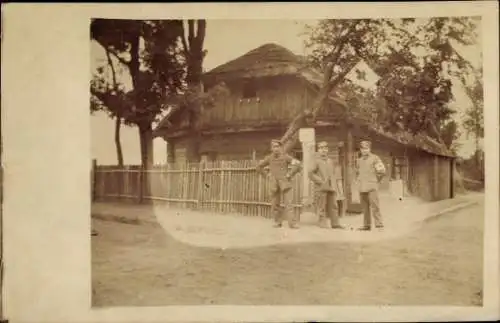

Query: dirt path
<box><xmin>92</xmin><ymin>193</ymin><xmax>481</xmax><ymax>248</ymax></box>
<box><xmin>91</xmin><ymin>203</ymin><xmax>483</xmax><ymax>307</ymax></box>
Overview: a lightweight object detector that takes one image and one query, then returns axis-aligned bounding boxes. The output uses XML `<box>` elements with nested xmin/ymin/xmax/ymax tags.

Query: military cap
<box><xmin>271</xmin><ymin>139</ymin><xmax>282</xmax><ymax>146</ymax></box>
<box><xmin>360</xmin><ymin>140</ymin><xmax>371</xmax><ymax>148</ymax></box>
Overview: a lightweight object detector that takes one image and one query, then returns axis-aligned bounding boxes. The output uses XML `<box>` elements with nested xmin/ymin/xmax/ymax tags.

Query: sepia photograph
<box><xmin>1</xmin><ymin>2</ymin><xmax>498</xmax><ymax>323</ymax></box>
<box><xmin>90</xmin><ymin>17</ymin><xmax>486</xmax><ymax>307</ymax></box>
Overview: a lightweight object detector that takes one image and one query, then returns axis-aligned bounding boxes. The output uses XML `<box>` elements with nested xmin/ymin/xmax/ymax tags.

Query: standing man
<box><xmin>256</xmin><ymin>139</ymin><xmax>302</xmax><ymax>229</ymax></box>
<box><xmin>309</xmin><ymin>141</ymin><xmax>345</xmax><ymax>229</ymax></box>
<box><xmin>355</xmin><ymin>140</ymin><xmax>386</xmax><ymax>231</ymax></box>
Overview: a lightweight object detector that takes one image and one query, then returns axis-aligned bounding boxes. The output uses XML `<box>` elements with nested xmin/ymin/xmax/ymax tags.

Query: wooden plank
<box><xmin>91</xmin><ymin>159</ymin><xmax>97</xmax><ymax>202</ymax></box>
<box><xmin>433</xmin><ymin>155</ymin><xmax>439</xmax><ymax>201</ymax></box>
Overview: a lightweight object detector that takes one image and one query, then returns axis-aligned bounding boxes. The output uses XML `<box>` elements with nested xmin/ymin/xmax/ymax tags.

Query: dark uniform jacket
<box><xmin>309</xmin><ymin>153</ymin><xmax>338</xmax><ymax>192</ymax></box>
<box><xmin>256</xmin><ymin>152</ymin><xmax>302</xmax><ymax>192</ymax></box>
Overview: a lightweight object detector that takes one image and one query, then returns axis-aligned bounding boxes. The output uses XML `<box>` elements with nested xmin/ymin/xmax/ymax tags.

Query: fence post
<box><xmin>91</xmin><ymin>159</ymin><xmax>97</xmax><ymax>202</ymax></box>
<box><xmin>257</xmin><ymin>160</ymin><xmax>262</xmax><ymax>217</ymax></box>
<box><xmin>299</xmin><ymin>128</ymin><xmax>316</xmax><ymax>215</ymax></box>
<box><xmin>219</xmin><ymin>161</ymin><xmax>225</xmax><ymax>213</ymax></box>
<box><xmin>123</xmin><ymin>165</ymin><xmax>129</xmax><ymax>198</ymax></box>
<box><xmin>138</xmin><ymin>165</ymin><xmax>144</xmax><ymax>204</ymax></box>
<box><xmin>197</xmin><ymin>157</ymin><xmax>206</xmax><ymax>209</ymax></box>
<box><xmin>433</xmin><ymin>155</ymin><xmax>439</xmax><ymax>201</ymax></box>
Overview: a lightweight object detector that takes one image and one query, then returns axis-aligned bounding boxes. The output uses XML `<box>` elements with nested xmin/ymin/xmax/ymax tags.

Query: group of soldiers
<box><xmin>255</xmin><ymin>138</ymin><xmax>386</xmax><ymax>231</ymax></box>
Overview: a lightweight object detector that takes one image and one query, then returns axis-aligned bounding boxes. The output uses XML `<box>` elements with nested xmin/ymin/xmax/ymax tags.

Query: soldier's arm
<box><xmin>285</xmin><ymin>155</ymin><xmax>302</xmax><ymax>179</ymax></box>
<box><xmin>255</xmin><ymin>155</ymin><xmax>270</xmax><ymax>176</ymax></box>
<box><xmin>308</xmin><ymin>160</ymin><xmax>323</xmax><ymax>184</ymax></box>
<box><xmin>354</xmin><ymin>158</ymin><xmax>360</xmax><ymax>178</ymax></box>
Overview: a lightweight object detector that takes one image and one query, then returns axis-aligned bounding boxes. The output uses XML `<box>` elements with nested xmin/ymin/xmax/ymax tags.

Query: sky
<box><xmin>91</xmin><ymin>19</ymin><xmax>483</xmax><ymax>165</ymax></box>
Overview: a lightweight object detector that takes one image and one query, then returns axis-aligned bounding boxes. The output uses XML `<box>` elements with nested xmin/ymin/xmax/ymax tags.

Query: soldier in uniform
<box><xmin>355</xmin><ymin>140</ymin><xmax>386</xmax><ymax>231</ymax></box>
<box><xmin>309</xmin><ymin>141</ymin><xmax>345</xmax><ymax>229</ymax></box>
<box><xmin>256</xmin><ymin>139</ymin><xmax>302</xmax><ymax>229</ymax></box>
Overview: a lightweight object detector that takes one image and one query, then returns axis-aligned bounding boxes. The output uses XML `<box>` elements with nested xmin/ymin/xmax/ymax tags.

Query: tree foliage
<box><xmin>440</xmin><ymin>119</ymin><xmax>461</xmax><ymax>149</ymax></box>
<box><xmin>90</xmin><ymin>19</ymin><xmax>185</xmax><ymax>124</ymax></box>
<box><xmin>279</xmin><ymin>20</ymin><xmax>365</xmax><ymax>153</ymax></box>
<box><xmin>302</xmin><ymin>17</ymin><xmax>481</xmax><ymax>146</ymax></box>
<box><xmin>90</xmin><ymin>19</ymin><xmax>229</xmax><ymax>166</ymax></box>
<box><xmin>462</xmin><ymin>72</ymin><xmax>484</xmax><ymax>142</ymax></box>
<box><xmin>90</xmin><ymin>19</ymin><xmax>186</xmax><ymax>168</ymax></box>
<box><xmin>91</xmin><ymin>49</ymin><xmax>127</xmax><ymax>166</ymax></box>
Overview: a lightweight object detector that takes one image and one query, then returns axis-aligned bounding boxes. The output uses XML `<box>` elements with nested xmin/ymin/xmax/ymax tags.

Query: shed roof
<box><xmin>155</xmin><ymin>43</ymin><xmax>454</xmax><ymax>158</ymax></box>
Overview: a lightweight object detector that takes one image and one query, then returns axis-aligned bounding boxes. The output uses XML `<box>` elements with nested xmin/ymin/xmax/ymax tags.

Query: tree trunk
<box><xmin>280</xmin><ymin>81</ymin><xmax>335</xmax><ymax>153</ymax></box>
<box><xmin>105</xmin><ymin>49</ymin><xmax>124</xmax><ymax>167</ymax></box>
<box><xmin>114</xmin><ymin>116</ymin><xmax>124</xmax><ymax>167</ymax></box>
<box><xmin>187</xmin><ymin>83</ymin><xmax>204</xmax><ymax>162</ymax></box>
<box><xmin>182</xmin><ymin>19</ymin><xmax>206</xmax><ymax>162</ymax></box>
<box><xmin>138</xmin><ymin>123</ymin><xmax>154</xmax><ymax>169</ymax></box>
<box><xmin>278</xmin><ymin>21</ymin><xmax>361</xmax><ymax>154</ymax></box>
<box><xmin>128</xmin><ymin>34</ymin><xmax>153</xmax><ymax>169</ymax></box>
<box><xmin>138</xmin><ymin>123</ymin><xmax>153</xmax><ymax>203</ymax></box>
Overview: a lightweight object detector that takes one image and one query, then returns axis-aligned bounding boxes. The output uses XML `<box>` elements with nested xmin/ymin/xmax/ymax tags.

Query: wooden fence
<box><xmin>92</xmin><ymin>160</ymin><xmax>306</xmax><ymax>218</ymax></box>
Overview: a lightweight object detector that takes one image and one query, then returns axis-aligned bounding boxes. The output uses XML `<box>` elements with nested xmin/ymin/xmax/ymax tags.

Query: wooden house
<box><xmin>154</xmin><ymin>43</ymin><xmax>457</xmax><ymax>208</ymax></box>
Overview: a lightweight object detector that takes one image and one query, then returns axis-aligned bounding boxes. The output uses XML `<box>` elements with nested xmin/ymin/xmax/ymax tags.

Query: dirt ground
<box><xmin>91</xmin><ymin>203</ymin><xmax>483</xmax><ymax>307</ymax></box>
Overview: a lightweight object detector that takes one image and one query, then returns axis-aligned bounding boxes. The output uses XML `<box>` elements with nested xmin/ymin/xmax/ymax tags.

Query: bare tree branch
<box><xmin>279</xmin><ymin>21</ymin><xmax>363</xmax><ymax>153</ymax></box>
<box><xmin>178</xmin><ymin>21</ymin><xmax>190</xmax><ymax>58</ymax></box>
<box><xmin>324</xmin><ymin>20</ymin><xmax>360</xmax><ymax>67</ymax></box>
<box><xmin>196</xmin><ymin>19</ymin><xmax>206</xmax><ymax>44</ymax></box>
<box><xmin>95</xmin><ymin>39</ymin><xmax>131</xmax><ymax>67</ymax></box>
<box><xmin>188</xmin><ymin>20</ymin><xmax>195</xmax><ymax>47</ymax></box>
<box><xmin>105</xmin><ymin>49</ymin><xmax>119</xmax><ymax>90</ymax></box>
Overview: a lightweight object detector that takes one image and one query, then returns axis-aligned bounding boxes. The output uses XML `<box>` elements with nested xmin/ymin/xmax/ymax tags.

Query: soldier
<box><xmin>355</xmin><ymin>140</ymin><xmax>386</xmax><ymax>231</ymax></box>
<box><xmin>309</xmin><ymin>141</ymin><xmax>345</xmax><ymax>229</ymax></box>
<box><xmin>256</xmin><ymin>139</ymin><xmax>302</xmax><ymax>229</ymax></box>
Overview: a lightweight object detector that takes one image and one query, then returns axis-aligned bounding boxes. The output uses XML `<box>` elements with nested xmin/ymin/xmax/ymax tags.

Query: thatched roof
<box><xmin>204</xmin><ymin>43</ymin><xmax>324</xmax><ymax>85</ymax></box>
<box><xmin>155</xmin><ymin>43</ymin><xmax>454</xmax><ymax>158</ymax></box>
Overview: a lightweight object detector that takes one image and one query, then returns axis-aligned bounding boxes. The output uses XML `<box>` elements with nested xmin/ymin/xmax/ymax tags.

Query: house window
<box><xmin>242</xmin><ymin>80</ymin><xmax>257</xmax><ymax>99</ymax></box>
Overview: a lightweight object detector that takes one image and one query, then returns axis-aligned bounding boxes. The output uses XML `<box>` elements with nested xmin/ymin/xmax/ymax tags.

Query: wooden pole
<box><xmin>197</xmin><ymin>156</ymin><xmax>207</xmax><ymax>209</ymax></box>
<box><xmin>345</xmin><ymin>127</ymin><xmax>362</xmax><ymax>213</ymax></box>
<box><xmin>139</xmin><ymin>165</ymin><xmax>144</xmax><ymax>204</ymax></box>
<box><xmin>433</xmin><ymin>155</ymin><xmax>440</xmax><ymax>201</ymax></box>
<box><xmin>91</xmin><ymin>159</ymin><xmax>97</xmax><ymax>202</ymax></box>
<box><xmin>299</xmin><ymin>128</ymin><xmax>315</xmax><ymax>213</ymax></box>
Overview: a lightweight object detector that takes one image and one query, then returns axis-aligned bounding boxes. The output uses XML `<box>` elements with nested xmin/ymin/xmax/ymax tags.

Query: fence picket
<box><xmin>93</xmin><ymin>159</ymin><xmax>312</xmax><ymax>217</ymax></box>
<box><xmin>219</xmin><ymin>161</ymin><xmax>225</xmax><ymax>213</ymax></box>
